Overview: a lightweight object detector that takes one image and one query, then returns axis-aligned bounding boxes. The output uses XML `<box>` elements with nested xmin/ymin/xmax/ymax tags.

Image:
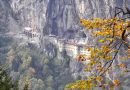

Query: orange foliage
<box><xmin>118</xmin><ymin>63</ymin><xmax>127</xmax><ymax>68</ymax></box>
<box><xmin>113</xmin><ymin>79</ymin><xmax>120</xmax><ymax>86</ymax></box>
<box><xmin>66</xmin><ymin>17</ymin><xmax>130</xmax><ymax>90</ymax></box>
<box><xmin>76</xmin><ymin>54</ymin><xmax>90</xmax><ymax>61</ymax></box>
<box><xmin>96</xmin><ymin>76</ymin><xmax>103</xmax><ymax>81</ymax></box>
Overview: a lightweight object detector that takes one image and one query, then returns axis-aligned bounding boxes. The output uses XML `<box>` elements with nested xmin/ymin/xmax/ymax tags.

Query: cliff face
<box><xmin>8</xmin><ymin>0</ymin><xmax>126</xmax><ymax>39</ymax></box>
<box><xmin>3</xmin><ymin>0</ymin><xmax>125</xmax><ymax>77</ymax></box>
<box><xmin>0</xmin><ymin>0</ymin><xmax>128</xmax><ymax>89</ymax></box>
<box><xmin>0</xmin><ymin>0</ymin><xmax>11</xmax><ymax>33</ymax></box>
<box><xmin>10</xmin><ymin>0</ymin><xmax>48</xmax><ymax>31</ymax></box>
<box><xmin>8</xmin><ymin>0</ymin><xmax>123</xmax><ymax>36</ymax></box>
<box><xmin>43</xmin><ymin>0</ymin><xmax>124</xmax><ymax>37</ymax></box>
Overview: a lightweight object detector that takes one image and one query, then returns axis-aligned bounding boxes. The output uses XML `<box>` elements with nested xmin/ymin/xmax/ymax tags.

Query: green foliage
<box><xmin>46</xmin><ymin>75</ymin><xmax>54</xmax><ymax>87</ymax></box>
<box><xmin>1</xmin><ymin>40</ymin><xmax>73</xmax><ymax>90</ymax></box>
<box><xmin>0</xmin><ymin>65</ymin><xmax>18</xmax><ymax>90</ymax></box>
<box><xmin>23</xmin><ymin>83</ymin><xmax>29</xmax><ymax>90</ymax></box>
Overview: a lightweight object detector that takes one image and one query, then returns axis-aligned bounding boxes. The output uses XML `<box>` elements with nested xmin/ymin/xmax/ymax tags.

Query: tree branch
<box><xmin>99</xmin><ymin>42</ymin><xmax>123</xmax><ymax>76</ymax></box>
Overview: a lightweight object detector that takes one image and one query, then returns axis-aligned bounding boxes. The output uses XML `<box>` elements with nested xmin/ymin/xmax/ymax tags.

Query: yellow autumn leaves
<box><xmin>66</xmin><ymin>17</ymin><xmax>130</xmax><ymax>90</ymax></box>
<box><xmin>80</xmin><ymin>18</ymin><xmax>114</xmax><ymax>29</ymax></box>
<box><xmin>66</xmin><ymin>80</ymin><xmax>95</xmax><ymax>90</ymax></box>
<box><xmin>80</xmin><ymin>18</ymin><xmax>130</xmax><ymax>38</ymax></box>
<box><xmin>113</xmin><ymin>79</ymin><xmax>120</xmax><ymax>86</ymax></box>
<box><xmin>90</xmin><ymin>46</ymin><xmax>112</xmax><ymax>61</ymax></box>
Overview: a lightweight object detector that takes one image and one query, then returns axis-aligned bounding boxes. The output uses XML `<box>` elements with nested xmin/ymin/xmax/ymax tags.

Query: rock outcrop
<box><xmin>0</xmin><ymin>0</ymin><xmax>129</xmax><ymax>90</ymax></box>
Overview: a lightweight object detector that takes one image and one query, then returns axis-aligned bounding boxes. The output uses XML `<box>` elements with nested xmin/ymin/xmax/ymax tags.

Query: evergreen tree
<box><xmin>23</xmin><ymin>83</ymin><xmax>29</xmax><ymax>90</ymax></box>
<box><xmin>0</xmin><ymin>65</ymin><xmax>18</xmax><ymax>90</ymax></box>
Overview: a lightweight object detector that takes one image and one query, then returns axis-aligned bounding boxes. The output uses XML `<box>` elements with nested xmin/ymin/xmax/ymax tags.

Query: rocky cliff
<box><xmin>8</xmin><ymin>0</ymin><xmax>127</xmax><ymax>48</ymax></box>
<box><xmin>8</xmin><ymin>0</ymin><xmax>127</xmax><ymax>40</ymax></box>
<box><xmin>0</xmin><ymin>0</ymin><xmax>129</xmax><ymax>90</ymax></box>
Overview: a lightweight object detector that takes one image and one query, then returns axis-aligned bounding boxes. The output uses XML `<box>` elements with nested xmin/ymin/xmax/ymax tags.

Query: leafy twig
<box><xmin>99</xmin><ymin>42</ymin><xmax>123</xmax><ymax>76</ymax></box>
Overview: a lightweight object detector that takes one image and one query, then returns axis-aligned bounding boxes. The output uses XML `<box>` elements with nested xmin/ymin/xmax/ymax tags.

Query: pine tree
<box><xmin>23</xmin><ymin>83</ymin><xmax>29</xmax><ymax>90</ymax></box>
<box><xmin>0</xmin><ymin>65</ymin><xmax>18</xmax><ymax>90</ymax></box>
